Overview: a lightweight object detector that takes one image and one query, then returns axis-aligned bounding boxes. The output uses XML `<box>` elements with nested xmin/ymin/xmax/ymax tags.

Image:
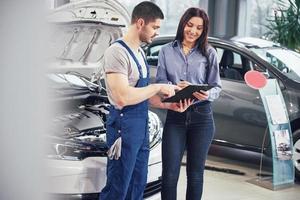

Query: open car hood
<box><xmin>48</xmin><ymin>0</ymin><xmax>130</xmax><ymax>78</ymax></box>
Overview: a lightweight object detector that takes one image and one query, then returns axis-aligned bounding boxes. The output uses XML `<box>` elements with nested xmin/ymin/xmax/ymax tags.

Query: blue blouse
<box><xmin>155</xmin><ymin>40</ymin><xmax>222</xmax><ymax>101</ymax></box>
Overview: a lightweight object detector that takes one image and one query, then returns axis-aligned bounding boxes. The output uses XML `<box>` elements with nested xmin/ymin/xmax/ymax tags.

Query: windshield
<box><xmin>250</xmin><ymin>47</ymin><xmax>300</xmax><ymax>83</ymax></box>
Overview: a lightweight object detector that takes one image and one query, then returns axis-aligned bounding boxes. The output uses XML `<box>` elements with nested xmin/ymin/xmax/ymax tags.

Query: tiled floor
<box><xmin>177</xmin><ymin>155</ymin><xmax>300</xmax><ymax>200</ymax></box>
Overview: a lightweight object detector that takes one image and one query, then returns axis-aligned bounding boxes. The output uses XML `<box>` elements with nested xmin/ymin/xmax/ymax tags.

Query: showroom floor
<box><xmin>177</xmin><ymin>155</ymin><xmax>300</xmax><ymax>200</ymax></box>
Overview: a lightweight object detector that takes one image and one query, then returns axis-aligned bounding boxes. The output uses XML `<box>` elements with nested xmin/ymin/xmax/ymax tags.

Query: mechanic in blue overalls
<box><xmin>99</xmin><ymin>2</ymin><xmax>192</xmax><ymax>200</ymax></box>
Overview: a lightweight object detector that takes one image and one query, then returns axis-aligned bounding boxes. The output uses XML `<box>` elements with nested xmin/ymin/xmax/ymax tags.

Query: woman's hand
<box><xmin>177</xmin><ymin>80</ymin><xmax>191</xmax><ymax>89</ymax></box>
<box><xmin>193</xmin><ymin>90</ymin><xmax>209</xmax><ymax>101</ymax></box>
<box><xmin>166</xmin><ymin>98</ymin><xmax>194</xmax><ymax>112</ymax></box>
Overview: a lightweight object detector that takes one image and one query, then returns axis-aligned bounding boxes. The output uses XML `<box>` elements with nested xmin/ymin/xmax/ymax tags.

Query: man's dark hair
<box><xmin>131</xmin><ymin>1</ymin><xmax>164</xmax><ymax>24</ymax></box>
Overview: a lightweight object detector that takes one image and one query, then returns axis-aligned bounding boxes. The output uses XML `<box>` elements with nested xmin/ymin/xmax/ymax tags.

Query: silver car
<box><xmin>46</xmin><ymin>1</ymin><xmax>162</xmax><ymax>199</ymax></box>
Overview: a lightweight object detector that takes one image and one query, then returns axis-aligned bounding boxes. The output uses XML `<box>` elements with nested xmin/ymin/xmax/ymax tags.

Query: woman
<box><xmin>156</xmin><ymin>8</ymin><xmax>222</xmax><ymax>200</ymax></box>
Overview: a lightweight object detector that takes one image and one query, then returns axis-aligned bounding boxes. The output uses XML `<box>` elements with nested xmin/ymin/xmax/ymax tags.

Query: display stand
<box><xmin>247</xmin><ymin>79</ymin><xmax>294</xmax><ymax>190</ymax></box>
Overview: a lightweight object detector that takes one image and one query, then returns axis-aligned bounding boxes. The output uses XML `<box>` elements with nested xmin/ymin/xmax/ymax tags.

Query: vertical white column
<box><xmin>198</xmin><ymin>0</ymin><xmax>209</xmax><ymax>11</ymax></box>
<box><xmin>213</xmin><ymin>0</ymin><xmax>229</xmax><ymax>37</ymax></box>
<box><xmin>237</xmin><ymin>0</ymin><xmax>252</xmax><ymax>36</ymax></box>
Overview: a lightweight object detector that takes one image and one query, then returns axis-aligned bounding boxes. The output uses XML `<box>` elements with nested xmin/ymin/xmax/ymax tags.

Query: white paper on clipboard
<box><xmin>265</xmin><ymin>95</ymin><xmax>288</xmax><ymax>124</ymax></box>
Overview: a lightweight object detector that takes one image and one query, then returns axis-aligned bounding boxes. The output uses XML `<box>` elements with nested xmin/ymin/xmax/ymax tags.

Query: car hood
<box><xmin>47</xmin><ymin>0</ymin><xmax>130</xmax><ymax>78</ymax></box>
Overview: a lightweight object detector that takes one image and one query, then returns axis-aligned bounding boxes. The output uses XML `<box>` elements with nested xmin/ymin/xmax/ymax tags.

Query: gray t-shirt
<box><xmin>103</xmin><ymin>40</ymin><xmax>147</xmax><ymax>107</ymax></box>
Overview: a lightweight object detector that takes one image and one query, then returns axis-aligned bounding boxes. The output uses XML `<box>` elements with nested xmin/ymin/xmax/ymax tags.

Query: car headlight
<box><xmin>148</xmin><ymin>111</ymin><xmax>163</xmax><ymax>149</ymax></box>
<box><xmin>47</xmin><ymin>111</ymin><xmax>162</xmax><ymax>160</ymax></box>
<box><xmin>47</xmin><ymin>135</ymin><xmax>108</xmax><ymax>161</ymax></box>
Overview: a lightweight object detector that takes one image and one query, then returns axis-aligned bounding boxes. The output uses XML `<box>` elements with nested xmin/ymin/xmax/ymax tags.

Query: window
<box><xmin>146</xmin><ymin>43</ymin><xmax>165</xmax><ymax>66</ymax></box>
<box><xmin>216</xmin><ymin>48</ymin><xmax>253</xmax><ymax>81</ymax></box>
<box><xmin>148</xmin><ymin>44</ymin><xmax>164</xmax><ymax>59</ymax></box>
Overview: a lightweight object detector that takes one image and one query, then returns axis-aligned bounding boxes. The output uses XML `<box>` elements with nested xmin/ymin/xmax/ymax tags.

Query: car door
<box><xmin>211</xmin><ymin>45</ymin><xmax>267</xmax><ymax>151</ymax></box>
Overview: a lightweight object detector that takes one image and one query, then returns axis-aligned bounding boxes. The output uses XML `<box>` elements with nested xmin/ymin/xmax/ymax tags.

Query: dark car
<box><xmin>143</xmin><ymin>35</ymin><xmax>300</xmax><ymax>180</ymax></box>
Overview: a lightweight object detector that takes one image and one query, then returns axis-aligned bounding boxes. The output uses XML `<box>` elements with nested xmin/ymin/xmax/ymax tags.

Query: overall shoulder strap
<box><xmin>115</xmin><ymin>40</ymin><xmax>145</xmax><ymax>78</ymax></box>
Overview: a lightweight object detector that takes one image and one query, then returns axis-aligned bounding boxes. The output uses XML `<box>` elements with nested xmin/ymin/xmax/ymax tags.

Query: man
<box><xmin>100</xmin><ymin>2</ymin><xmax>191</xmax><ymax>200</ymax></box>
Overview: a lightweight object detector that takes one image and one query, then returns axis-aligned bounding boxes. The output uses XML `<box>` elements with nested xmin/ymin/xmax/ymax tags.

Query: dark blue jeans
<box><xmin>161</xmin><ymin>102</ymin><xmax>215</xmax><ymax>200</ymax></box>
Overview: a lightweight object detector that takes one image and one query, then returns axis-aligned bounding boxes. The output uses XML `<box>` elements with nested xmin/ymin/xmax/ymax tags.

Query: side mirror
<box><xmin>281</xmin><ymin>66</ymin><xmax>289</xmax><ymax>73</ymax></box>
<box><xmin>254</xmin><ymin>66</ymin><xmax>270</xmax><ymax>78</ymax></box>
<box><xmin>262</xmin><ymin>71</ymin><xmax>270</xmax><ymax>79</ymax></box>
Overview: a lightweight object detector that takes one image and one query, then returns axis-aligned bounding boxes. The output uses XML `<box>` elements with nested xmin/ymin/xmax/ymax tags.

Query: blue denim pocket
<box><xmin>165</xmin><ymin>110</ymin><xmax>186</xmax><ymax>124</ymax></box>
<box><xmin>193</xmin><ymin>104</ymin><xmax>212</xmax><ymax>115</ymax></box>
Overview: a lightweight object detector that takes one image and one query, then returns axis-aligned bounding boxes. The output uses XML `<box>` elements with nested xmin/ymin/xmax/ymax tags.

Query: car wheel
<box><xmin>293</xmin><ymin>128</ymin><xmax>300</xmax><ymax>181</ymax></box>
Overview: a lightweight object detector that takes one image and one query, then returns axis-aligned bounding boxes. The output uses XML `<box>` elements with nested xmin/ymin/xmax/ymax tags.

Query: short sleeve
<box><xmin>104</xmin><ymin>45</ymin><xmax>129</xmax><ymax>76</ymax></box>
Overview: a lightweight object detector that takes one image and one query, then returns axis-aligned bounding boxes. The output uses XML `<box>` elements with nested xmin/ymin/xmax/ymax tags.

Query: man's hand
<box><xmin>158</xmin><ymin>84</ymin><xmax>180</xmax><ymax>98</ymax></box>
<box><xmin>166</xmin><ymin>98</ymin><xmax>194</xmax><ymax>112</ymax></box>
<box><xmin>193</xmin><ymin>90</ymin><xmax>209</xmax><ymax>101</ymax></box>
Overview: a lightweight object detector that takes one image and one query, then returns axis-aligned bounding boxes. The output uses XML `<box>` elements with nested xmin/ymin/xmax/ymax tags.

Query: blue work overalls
<box><xmin>100</xmin><ymin>40</ymin><xmax>150</xmax><ymax>200</ymax></box>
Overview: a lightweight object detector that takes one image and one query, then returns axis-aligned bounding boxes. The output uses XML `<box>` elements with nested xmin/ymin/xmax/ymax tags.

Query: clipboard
<box><xmin>162</xmin><ymin>84</ymin><xmax>214</xmax><ymax>103</ymax></box>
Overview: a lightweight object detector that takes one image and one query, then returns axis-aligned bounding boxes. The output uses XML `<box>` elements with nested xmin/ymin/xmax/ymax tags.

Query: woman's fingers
<box><xmin>177</xmin><ymin>98</ymin><xmax>193</xmax><ymax>112</ymax></box>
<box><xmin>179</xmin><ymin>100</ymin><xmax>183</xmax><ymax>111</ymax></box>
<box><xmin>167</xmin><ymin>98</ymin><xmax>194</xmax><ymax>112</ymax></box>
<box><xmin>183</xmin><ymin>98</ymin><xmax>187</xmax><ymax>110</ymax></box>
<box><xmin>193</xmin><ymin>91</ymin><xmax>209</xmax><ymax>100</ymax></box>
<box><xmin>177</xmin><ymin>81</ymin><xmax>191</xmax><ymax>89</ymax></box>
<box><xmin>188</xmin><ymin>98</ymin><xmax>194</xmax><ymax>106</ymax></box>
